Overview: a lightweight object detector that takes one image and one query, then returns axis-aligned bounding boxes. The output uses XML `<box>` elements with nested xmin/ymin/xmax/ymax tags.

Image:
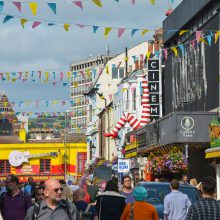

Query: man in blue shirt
<box><xmin>164</xmin><ymin>179</ymin><xmax>191</xmax><ymax>220</ymax></box>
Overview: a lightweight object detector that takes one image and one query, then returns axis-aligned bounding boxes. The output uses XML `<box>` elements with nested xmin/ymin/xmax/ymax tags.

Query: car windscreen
<box><xmin>142</xmin><ymin>185</ymin><xmax>199</xmax><ymax>204</ymax></box>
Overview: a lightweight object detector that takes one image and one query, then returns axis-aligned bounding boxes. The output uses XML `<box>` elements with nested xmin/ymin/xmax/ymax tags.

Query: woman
<box><xmin>120</xmin><ymin>186</ymin><xmax>159</xmax><ymax>220</ymax></box>
<box><xmin>96</xmin><ymin>180</ymin><xmax>126</xmax><ymax>220</ymax></box>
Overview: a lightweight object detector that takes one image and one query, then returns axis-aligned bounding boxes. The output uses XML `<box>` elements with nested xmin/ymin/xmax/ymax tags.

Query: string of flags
<box><xmin>0</xmin><ymin>0</ymin><xmax>175</xmax><ymax>15</ymax></box>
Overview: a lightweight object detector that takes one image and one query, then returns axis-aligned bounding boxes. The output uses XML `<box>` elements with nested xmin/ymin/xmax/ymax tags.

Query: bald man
<box><xmin>74</xmin><ymin>189</ymin><xmax>98</xmax><ymax>220</ymax></box>
<box><xmin>25</xmin><ymin>179</ymin><xmax>79</xmax><ymax>220</ymax></box>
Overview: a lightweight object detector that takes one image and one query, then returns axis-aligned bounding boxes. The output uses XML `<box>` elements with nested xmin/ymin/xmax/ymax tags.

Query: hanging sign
<box><xmin>118</xmin><ymin>159</ymin><xmax>130</xmax><ymax>173</ymax></box>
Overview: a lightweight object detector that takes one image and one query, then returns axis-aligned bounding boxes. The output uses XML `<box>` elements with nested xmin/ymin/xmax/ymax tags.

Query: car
<box><xmin>137</xmin><ymin>182</ymin><xmax>202</xmax><ymax>219</ymax></box>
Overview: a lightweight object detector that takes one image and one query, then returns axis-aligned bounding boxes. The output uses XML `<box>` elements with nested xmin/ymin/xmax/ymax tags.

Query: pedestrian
<box><xmin>121</xmin><ymin>175</ymin><xmax>135</xmax><ymax>204</ymax></box>
<box><xmin>74</xmin><ymin>188</ymin><xmax>98</xmax><ymax>220</ymax></box>
<box><xmin>34</xmin><ymin>186</ymin><xmax>45</xmax><ymax>203</ymax></box>
<box><xmin>24</xmin><ymin>177</ymin><xmax>36</xmax><ymax>198</ymax></box>
<box><xmin>0</xmin><ymin>180</ymin><xmax>6</xmax><ymax>196</ymax></box>
<box><xmin>96</xmin><ymin>179</ymin><xmax>126</xmax><ymax>220</ymax></box>
<box><xmin>25</xmin><ymin>179</ymin><xmax>79</xmax><ymax>220</ymax></box>
<box><xmin>84</xmin><ymin>175</ymin><xmax>99</xmax><ymax>204</ymax></box>
<box><xmin>120</xmin><ymin>186</ymin><xmax>159</xmax><ymax>220</ymax></box>
<box><xmin>59</xmin><ymin>180</ymin><xmax>74</xmax><ymax>202</ymax></box>
<box><xmin>180</xmin><ymin>174</ymin><xmax>189</xmax><ymax>185</ymax></box>
<box><xmin>186</xmin><ymin>176</ymin><xmax>220</xmax><ymax>220</ymax></box>
<box><xmin>0</xmin><ymin>174</ymin><xmax>32</xmax><ymax>220</ymax></box>
<box><xmin>163</xmin><ymin>179</ymin><xmax>191</xmax><ymax>220</ymax></box>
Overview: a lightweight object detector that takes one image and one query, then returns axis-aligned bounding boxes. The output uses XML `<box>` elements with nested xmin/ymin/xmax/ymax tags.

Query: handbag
<box><xmin>130</xmin><ymin>203</ymin><xmax>134</xmax><ymax>220</ymax></box>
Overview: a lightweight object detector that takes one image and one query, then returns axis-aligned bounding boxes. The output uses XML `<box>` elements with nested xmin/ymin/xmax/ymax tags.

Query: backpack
<box><xmin>32</xmin><ymin>199</ymin><xmax>74</xmax><ymax>220</ymax></box>
<box><xmin>79</xmin><ymin>204</ymin><xmax>92</xmax><ymax>220</ymax></box>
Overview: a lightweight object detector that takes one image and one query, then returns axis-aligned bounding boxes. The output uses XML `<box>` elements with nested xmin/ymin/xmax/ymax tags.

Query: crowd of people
<box><xmin>0</xmin><ymin>174</ymin><xmax>219</xmax><ymax>220</ymax></box>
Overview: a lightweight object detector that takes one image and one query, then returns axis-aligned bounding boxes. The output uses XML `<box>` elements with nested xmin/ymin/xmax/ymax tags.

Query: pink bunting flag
<box><xmin>196</xmin><ymin>31</ymin><xmax>202</xmax><ymax>42</ymax></box>
<box><xmin>0</xmin><ymin>73</ymin><xmax>3</xmax><ymax>80</ymax></box>
<box><xmin>190</xmin><ymin>39</ymin><xmax>196</xmax><ymax>49</ymax></box>
<box><xmin>131</xmin><ymin>0</ymin><xmax>135</xmax><ymax>5</ymax></box>
<box><xmin>73</xmin><ymin>1</ymin><xmax>83</xmax><ymax>10</ymax></box>
<box><xmin>117</xmin><ymin>61</ymin><xmax>122</xmax><ymax>68</ymax></box>
<box><xmin>118</xmin><ymin>28</ymin><xmax>125</xmax><ymax>38</ymax></box>
<box><xmin>80</xmin><ymin>70</ymin><xmax>86</xmax><ymax>79</ymax></box>
<box><xmin>108</xmin><ymin>94</ymin><xmax>113</xmax><ymax>101</ymax></box>
<box><xmin>18</xmin><ymin>72</ymin><xmax>22</xmax><ymax>79</ymax></box>
<box><xmin>163</xmin><ymin>49</ymin><xmax>168</xmax><ymax>60</ymax></box>
<box><xmin>77</xmin><ymin>24</ymin><xmax>85</xmax><ymax>28</ymax></box>
<box><xmin>35</xmin><ymin>100</ymin><xmax>40</xmax><ymax>107</ymax></box>
<box><xmin>60</xmin><ymin>72</ymin><xmax>64</xmax><ymax>81</ymax></box>
<box><xmin>52</xmin><ymin>81</ymin><xmax>56</xmax><ymax>86</ymax></box>
<box><xmin>140</xmin><ymin>54</ymin><xmax>144</xmax><ymax>62</ymax></box>
<box><xmin>98</xmin><ymin>67</ymin><xmax>103</xmax><ymax>76</ymax></box>
<box><xmin>32</xmin><ymin>21</ymin><xmax>41</xmax><ymax>29</ymax></box>
<box><xmin>13</xmin><ymin>2</ymin><xmax>21</xmax><ymax>12</ymax></box>
<box><xmin>61</xmin><ymin>101</ymin><xmax>66</xmax><ymax>106</ymax></box>
<box><xmin>38</xmin><ymin>71</ymin><xmax>42</xmax><ymax>79</ymax></box>
<box><xmin>131</xmin><ymin>87</ymin><xmax>136</xmax><ymax>94</ymax></box>
<box><xmin>22</xmin><ymin>78</ymin><xmax>28</xmax><ymax>82</ymax></box>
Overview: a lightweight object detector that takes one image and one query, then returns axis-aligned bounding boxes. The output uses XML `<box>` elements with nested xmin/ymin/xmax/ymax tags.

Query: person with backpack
<box><xmin>0</xmin><ymin>174</ymin><xmax>32</xmax><ymax>220</ymax></box>
<box><xmin>74</xmin><ymin>188</ymin><xmax>98</xmax><ymax>220</ymax></box>
<box><xmin>25</xmin><ymin>179</ymin><xmax>79</xmax><ymax>220</ymax></box>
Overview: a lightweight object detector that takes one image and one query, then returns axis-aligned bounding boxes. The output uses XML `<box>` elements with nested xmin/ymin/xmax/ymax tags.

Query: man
<box><xmin>180</xmin><ymin>174</ymin><xmax>189</xmax><ymax>185</ymax></box>
<box><xmin>25</xmin><ymin>179</ymin><xmax>78</xmax><ymax>220</ymax></box>
<box><xmin>187</xmin><ymin>176</ymin><xmax>220</xmax><ymax>220</ymax></box>
<box><xmin>0</xmin><ymin>174</ymin><xmax>32</xmax><ymax>220</ymax></box>
<box><xmin>164</xmin><ymin>179</ymin><xmax>191</xmax><ymax>220</ymax></box>
<box><xmin>34</xmin><ymin>186</ymin><xmax>45</xmax><ymax>202</ymax></box>
<box><xmin>0</xmin><ymin>180</ymin><xmax>6</xmax><ymax>196</ymax></box>
<box><xmin>121</xmin><ymin>175</ymin><xmax>135</xmax><ymax>204</ymax></box>
<box><xmin>24</xmin><ymin>177</ymin><xmax>36</xmax><ymax>198</ymax></box>
<box><xmin>74</xmin><ymin>188</ymin><xmax>98</xmax><ymax>220</ymax></box>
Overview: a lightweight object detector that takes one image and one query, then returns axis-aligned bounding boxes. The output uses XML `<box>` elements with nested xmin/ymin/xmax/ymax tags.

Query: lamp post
<box><xmin>64</xmin><ymin>110</ymin><xmax>69</xmax><ymax>180</ymax></box>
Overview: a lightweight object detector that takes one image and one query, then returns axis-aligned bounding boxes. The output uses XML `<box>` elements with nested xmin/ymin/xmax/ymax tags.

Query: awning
<box><xmin>205</xmin><ymin>147</ymin><xmax>220</xmax><ymax>159</ymax></box>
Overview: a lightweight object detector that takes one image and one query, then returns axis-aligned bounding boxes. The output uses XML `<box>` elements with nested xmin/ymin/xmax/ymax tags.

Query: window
<box><xmin>132</xmin><ymin>88</ymin><xmax>136</xmax><ymax>111</ymax></box>
<box><xmin>112</xmin><ymin>67</ymin><xmax>117</xmax><ymax>79</ymax></box>
<box><xmin>119</xmin><ymin>68</ymin><xmax>125</xmax><ymax>78</ymax></box>
<box><xmin>0</xmin><ymin>160</ymin><xmax>10</xmax><ymax>173</ymax></box>
<box><xmin>77</xmin><ymin>152</ymin><xmax>87</xmax><ymax>174</ymax></box>
<box><xmin>40</xmin><ymin>159</ymin><xmax>51</xmax><ymax>173</ymax></box>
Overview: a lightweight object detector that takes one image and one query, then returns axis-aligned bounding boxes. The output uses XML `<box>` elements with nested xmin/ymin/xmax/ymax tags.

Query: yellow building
<box><xmin>0</xmin><ymin>141</ymin><xmax>87</xmax><ymax>182</ymax></box>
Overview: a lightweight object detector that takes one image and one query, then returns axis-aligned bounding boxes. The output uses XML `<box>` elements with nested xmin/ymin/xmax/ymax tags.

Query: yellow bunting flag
<box><xmin>6</xmin><ymin>72</ymin><xmax>10</xmax><ymax>81</ymax></box>
<box><xmin>179</xmin><ymin>30</ymin><xmax>189</xmax><ymax>36</ymax></box>
<box><xmin>66</xmin><ymin>71</ymin><xmax>71</xmax><ymax>80</ymax></box>
<box><xmin>3</xmin><ymin>102</ymin><xmax>7</xmax><ymax>107</ymax></box>
<box><xmin>12</xmin><ymin>78</ymin><xmax>17</xmax><ymax>82</ymax></box>
<box><xmin>64</xmin><ymin>24</ymin><xmax>71</xmax><ymax>31</ymax></box>
<box><xmin>171</xmin><ymin>47</ymin><xmax>178</xmax><ymax>57</ymax></box>
<box><xmin>146</xmin><ymin>51</ymin><xmax>151</xmax><ymax>60</ymax></box>
<box><xmin>25</xmin><ymin>71</ymin><xmax>29</xmax><ymax>78</ymax></box>
<box><xmin>106</xmin><ymin>66</ymin><xmax>109</xmax><ymax>74</ymax></box>
<box><xmin>29</xmin><ymin>2</ymin><xmax>38</xmax><ymax>16</ymax></box>
<box><xmin>92</xmin><ymin>0</ymin><xmax>102</xmax><ymax>7</ymax></box>
<box><xmin>52</xmin><ymin>100</ymin><xmax>58</xmax><ymax>105</ymax></box>
<box><xmin>104</xmin><ymin>27</ymin><xmax>112</xmax><ymax>38</ymax></box>
<box><xmin>215</xmin><ymin>31</ymin><xmax>220</xmax><ymax>44</ymax></box>
<box><xmin>73</xmin><ymin>82</ymin><xmax>79</xmax><ymax>87</ymax></box>
<box><xmin>149</xmin><ymin>0</ymin><xmax>155</xmax><ymax>5</ymax></box>
<box><xmin>21</xmin><ymin>19</ymin><xmax>28</xmax><ymax>28</ymax></box>
<box><xmin>199</xmin><ymin>38</ymin><xmax>208</xmax><ymax>46</ymax></box>
<box><xmin>86</xmin><ymin>69</ymin><xmax>91</xmax><ymax>77</ymax></box>
<box><xmin>122</xmin><ymin>88</ymin><xmax>127</xmax><ymax>93</ymax></box>
<box><xmin>141</xmin><ymin>29</ymin><xmax>149</xmax><ymax>36</ymax></box>
<box><xmin>43</xmin><ymin>72</ymin><xmax>49</xmax><ymax>83</ymax></box>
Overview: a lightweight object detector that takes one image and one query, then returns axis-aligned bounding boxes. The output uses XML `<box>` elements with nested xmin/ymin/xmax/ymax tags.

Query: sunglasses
<box><xmin>53</xmin><ymin>188</ymin><xmax>63</xmax><ymax>193</ymax></box>
<box><xmin>36</xmin><ymin>193</ymin><xmax>44</xmax><ymax>196</ymax></box>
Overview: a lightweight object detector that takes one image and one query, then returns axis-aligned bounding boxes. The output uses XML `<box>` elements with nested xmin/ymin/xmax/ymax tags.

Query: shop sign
<box><xmin>148</xmin><ymin>59</ymin><xmax>162</xmax><ymax>121</ymax></box>
<box><xmin>179</xmin><ymin>116</ymin><xmax>196</xmax><ymax>138</ymax></box>
<box><xmin>118</xmin><ymin>159</ymin><xmax>130</xmax><ymax>173</ymax></box>
<box><xmin>209</xmin><ymin>120</ymin><xmax>220</xmax><ymax>148</ymax></box>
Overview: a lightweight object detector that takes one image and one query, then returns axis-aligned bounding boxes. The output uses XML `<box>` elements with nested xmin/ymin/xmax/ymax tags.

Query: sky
<box><xmin>0</xmin><ymin>0</ymin><xmax>183</xmax><ymax>113</ymax></box>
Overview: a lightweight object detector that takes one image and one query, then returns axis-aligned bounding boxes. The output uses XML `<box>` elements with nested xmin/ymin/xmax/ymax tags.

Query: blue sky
<box><xmin>0</xmin><ymin>0</ymin><xmax>183</xmax><ymax>113</ymax></box>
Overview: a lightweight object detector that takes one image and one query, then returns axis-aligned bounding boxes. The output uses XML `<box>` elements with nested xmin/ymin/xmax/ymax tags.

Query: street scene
<box><xmin>0</xmin><ymin>0</ymin><xmax>220</xmax><ymax>219</ymax></box>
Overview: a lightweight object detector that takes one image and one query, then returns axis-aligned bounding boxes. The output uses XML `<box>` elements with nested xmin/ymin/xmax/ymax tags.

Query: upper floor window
<box><xmin>40</xmin><ymin>159</ymin><xmax>51</xmax><ymax>173</ymax></box>
<box><xmin>0</xmin><ymin>160</ymin><xmax>10</xmax><ymax>173</ymax></box>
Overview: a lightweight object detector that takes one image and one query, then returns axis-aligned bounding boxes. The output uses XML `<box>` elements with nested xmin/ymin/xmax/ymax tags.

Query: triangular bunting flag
<box><xmin>171</xmin><ymin>47</ymin><xmax>178</xmax><ymax>57</ymax></box>
<box><xmin>163</xmin><ymin>49</ymin><xmax>168</xmax><ymax>60</ymax></box>
<box><xmin>149</xmin><ymin>0</ymin><xmax>155</xmax><ymax>5</ymax></box>
<box><xmin>178</xmin><ymin>44</ymin><xmax>184</xmax><ymax>55</ymax></box>
<box><xmin>199</xmin><ymin>38</ymin><xmax>208</xmax><ymax>46</ymax></box>
<box><xmin>206</xmin><ymin>35</ymin><xmax>212</xmax><ymax>46</ymax></box>
<box><xmin>131</xmin><ymin>0</ymin><xmax>135</xmax><ymax>5</ymax></box>
<box><xmin>64</xmin><ymin>24</ymin><xmax>71</xmax><ymax>31</ymax></box>
<box><xmin>131</xmin><ymin>29</ymin><xmax>138</xmax><ymax>37</ymax></box>
<box><xmin>146</xmin><ymin>51</ymin><xmax>151</xmax><ymax>60</ymax></box>
<box><xmin>179</xmin><ymin>30</ymin><xmax>189</xmax><ymax>36</ymax></box>
<box><xmin>0</xmin><ymin>1</ymin><xmax>4</xmax><ymax>13</ymax></box>
<box><xmin>21</xmin><ymin>19</ymin><xmax>28</xmax><ymax>28</ymax></box>
<box><xmin>47</xmin><ymin>3</ymin><xmax>56</xmax><ymax>15</ymax></box>
<box><xmin>73</xmin><ymin>1</ymin><xmax>83</xmax><ymax>10</ymax></box>
<box><xmin>32</xmin><ymin>21</ymin><xmax>41</xmax><ymax>29</ymax></box>
<box><xmin>141</xmin><ymin>29</ymin><xmax>149</xmax><ymax>36</ymax></box>
<box><xmin>214</xmin><ymin>31</ymin><xmax>220</xmax><ymax>44</ymax></box>
<box><xmin>12</xmin><ymin>2</ymin><xmax>21</xmax><ymax>12</ymax></box>
<box><xmin>3</xmin><ymin>15</ymin><xmax>14</xmax><ymax>24</ymax></box>
<box><xmin>29</xmin><ymin>2</ymin><xmax>38</xmax><ymax>16</ymax></box>
<box><xmin>77</xmin><ymin>24</ymin><xmax>85</xmax><ymax>28</ymax></box>
<box><xmin>196</xmin><ymin>31</ymin><xmax>202</xmax><ymax>42</ymax></box>
<box><xmin>92</xmin><ymin>0</ymin><xmax>102</xmax><ymax>7</ymax></box>
<box><xmin>104</xmin><ymin>27</ymin><xmax>112</xmax><ymax>38</ymax></box>
<box><xmin>93</xmin><ymin>26</ymin><xmax>99</xmax><ymax>33</ymax></box>
<box><xmin>118</xmin><ymin>28</ymin><xmax>125</xmax><ymax>38</ymax></box>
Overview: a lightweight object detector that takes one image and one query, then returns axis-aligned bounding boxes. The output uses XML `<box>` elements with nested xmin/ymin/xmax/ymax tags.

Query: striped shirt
<box><xmin>186</xmin><ymin>198</ymin><xmax>220</xmax><ymax>220</ymax></box>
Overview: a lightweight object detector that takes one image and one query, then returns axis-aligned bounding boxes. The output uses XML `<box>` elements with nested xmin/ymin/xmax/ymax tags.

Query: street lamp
<box><xmin>89</xmin><ymin>141</ymin><xmax>96</xmax><ymax>160</ymax></box>
<box><xmin>64</xmin><ymin>110</ymin><xmax>69</xmax><ymax>180</ymax></box>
